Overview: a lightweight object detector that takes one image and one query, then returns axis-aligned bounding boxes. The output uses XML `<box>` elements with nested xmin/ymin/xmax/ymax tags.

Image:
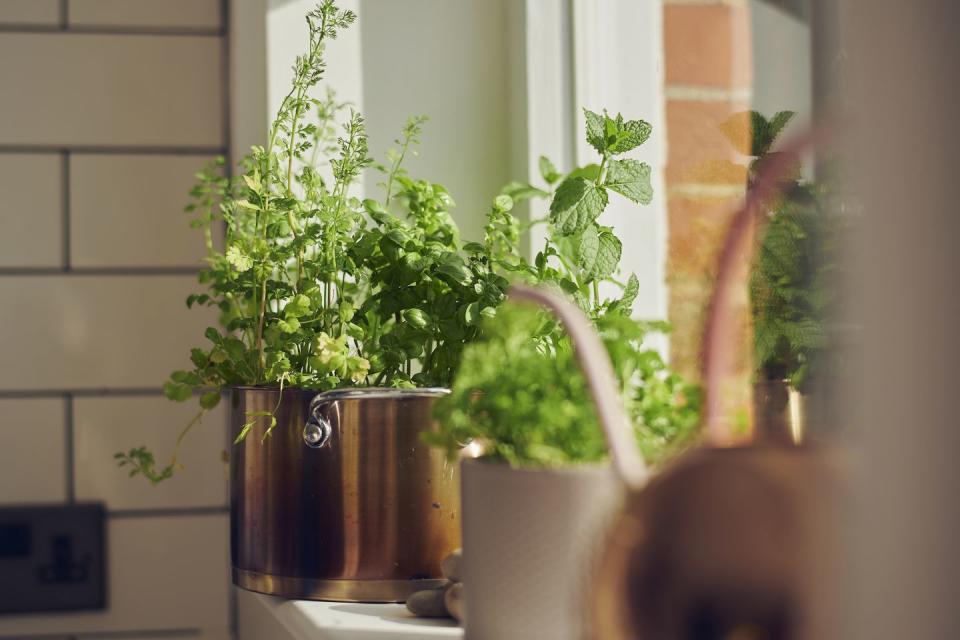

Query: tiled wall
<box><xmin>0</xmin><ymin>1</ymin><xmax>231</xmax><ymax>638</ymax></box>
<box><xmin>663</xmin><ymin>0</ymin><xmax>754</xmax><ymax>432</ymax></box>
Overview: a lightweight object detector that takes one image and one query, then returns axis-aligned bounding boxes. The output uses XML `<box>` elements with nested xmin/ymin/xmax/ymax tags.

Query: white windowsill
<box><xmin>237</xmin><ymin>589</ymin><xmax>463</xmax><ymax>640</ymax></box>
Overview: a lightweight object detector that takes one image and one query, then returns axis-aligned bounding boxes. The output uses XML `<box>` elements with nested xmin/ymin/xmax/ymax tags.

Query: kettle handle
<box><xmin>508</xmin><ymin>284</ymin><xmax>649</xmax><ymax>490</ymax></box>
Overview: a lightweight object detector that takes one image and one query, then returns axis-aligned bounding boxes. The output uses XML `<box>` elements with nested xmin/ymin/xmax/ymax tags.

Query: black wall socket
<box><xmin>0</xmin><ymin>503</ymin><xmax>107</xmax><ymax>614</ymax></box>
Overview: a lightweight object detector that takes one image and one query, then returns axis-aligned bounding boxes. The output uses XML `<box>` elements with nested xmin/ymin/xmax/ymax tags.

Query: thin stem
<box><xmin>383</xmin><ymin>127</ymin><xmax>416</xmax><ymax>207</ymax></box>
<box><xmin>256</xmin><ymin>278</ymin><xmax>268</xmax><ymax>380</ymax></box>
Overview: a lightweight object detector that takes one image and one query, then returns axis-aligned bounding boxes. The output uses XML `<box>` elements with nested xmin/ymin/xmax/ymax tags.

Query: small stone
<box><xmin>444</xmin><ymin>582</ymin><xmax>465</xmax><ymax>624</ymax></box>
<box><xmin>406</xmin><ymin>586</ymin><xmax>450</xmax><ymax>618</ymax></box>
<box><xmin>441</xmin><ymin>548</ymin><xmax>462</xmax><ymax>582</ymax></box>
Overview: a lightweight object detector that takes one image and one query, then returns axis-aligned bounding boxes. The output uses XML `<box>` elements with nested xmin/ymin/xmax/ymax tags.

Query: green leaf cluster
<box><xmin>431</xmin><ymin>109</ymin><xmax>701</xmax><ymax>467</ymax></box>
<box><xmin>121</xmin><ymin>3</ymin><xmax>694</xmax><ymax>478</ymax></box>
<box><xmin>120</xmin><ymin>2</ymin><xmax>508</xmax><ymax>480</ymax></box>
<box><xmin>428</xmin><ymin>305</ymin><xmax>701</xmax><ymax>467</ymax></box>
<box><xmin>734</xmin><ymin>110</ymin><xmax>843</xmax><ymax>391</ymax></box>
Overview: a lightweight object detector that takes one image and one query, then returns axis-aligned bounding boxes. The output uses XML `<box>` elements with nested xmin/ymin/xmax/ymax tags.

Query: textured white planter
<box><xmin>460</xmin><ymin>457</ymin><xmax>624</xmax><ymax>640</ymax></box>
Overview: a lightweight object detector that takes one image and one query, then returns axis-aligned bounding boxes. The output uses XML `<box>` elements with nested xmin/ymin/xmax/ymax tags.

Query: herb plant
<box><xmin>118</xmin><ymin>1</ymin><xmax>507</xmax><ymax>482</ymax></box>
<box><xmin>429</xmin><ymin>305</ymin><xmax>702</xmax><ymax>466</ymax></box>
<box><xmin>429</xmin><ymin>109</ymin><xmax>702</xmax><ymax>467</ymax></box>
<box><xmin>722</xmin><ymin>111</ymin><xmax>839</xmax><ymax>391</ymax></box>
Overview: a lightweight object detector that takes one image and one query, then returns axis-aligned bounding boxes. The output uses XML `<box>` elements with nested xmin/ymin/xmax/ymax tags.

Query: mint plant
<box><xmin>429</xmin><ymin>109</ymin><xmax>702</xmax><ymax>467</ymax></box>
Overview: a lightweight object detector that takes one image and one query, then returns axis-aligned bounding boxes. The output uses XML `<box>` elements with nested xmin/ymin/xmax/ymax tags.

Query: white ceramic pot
<box><xmin>461</xmin><ymin>457</ymin><xmax>624</xmax><ymax>640</ymax></box>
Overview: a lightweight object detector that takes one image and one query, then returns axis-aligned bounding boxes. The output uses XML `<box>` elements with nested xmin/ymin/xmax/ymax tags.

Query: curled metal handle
<box><xmin>303</xmin><ymin>399</ymin><xmax>334</xmax><ymax>449</ymax></box>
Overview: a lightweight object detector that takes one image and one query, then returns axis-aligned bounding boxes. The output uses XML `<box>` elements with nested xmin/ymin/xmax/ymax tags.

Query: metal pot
<box><xmin>230</xmin><ymin>386</ymin><xmax>460</xmax><ymax>603</ymax></box>
<box><xmin>753</xmin><ymin>379</ymin><xmax>808</xmax><ymax>445</ymax></box>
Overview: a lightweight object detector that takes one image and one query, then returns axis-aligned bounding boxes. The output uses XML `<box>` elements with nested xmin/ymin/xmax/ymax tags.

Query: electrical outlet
<box><xmin>0</xmin><ymin>503</ymin><xmax>106</xmax><ymax>614</ymax></box>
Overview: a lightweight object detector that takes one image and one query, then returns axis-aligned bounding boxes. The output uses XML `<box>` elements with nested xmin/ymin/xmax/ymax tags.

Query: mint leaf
<box><xmin>584</xmin><ymin>109</ymin><xmax>607</xmax><ymax>153</ymax></box>
<box><xmin>605</xmin><ymin>159</ymin><xmax>653</xmax><ymax>205</ymax></box>
<box><xmin>549</xmin><ymin>177</ymin><xmax>608</xmax><ymax>234</ymax></box>
<box><xmin>610</xmin><ymin>273</ymin><xmax>639</xmax><ymax>314</ymax></box>
<box><xmin>567</xmin><ymin>163</ymin><xmax>601</xmax><ymax>182</ymax></box>
<box><xmin>577</xmin><ymin>224</ymin><xmax>622</xmax><ymax>281</ymax></box>
<box><xmin>577</xmin><ymin>224</ymin><xmax>599</xmax><ymax>275</ymax></box>
<box><xmin>607</xmin><ymin>118</ymin><xmax>652</xmax><ymax>154</ymax></box>
<box><xmin>501</xmin><ymin>182</ymin><xmax>549</xmax><ymax>203</ymax></box>
<box><xmin>539</xmin><ymin>156</ymin><xmax>561</xmax><ymax>185</ymax></box>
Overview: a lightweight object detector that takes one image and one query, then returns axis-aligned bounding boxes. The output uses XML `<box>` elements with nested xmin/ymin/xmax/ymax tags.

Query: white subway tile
<box><xmin>0</xmin><ymin>514</ymin><xmax>230</xmax><ymax>635</ymax></box>
<box><xmin>0</xmin><ymin>34</ymin><xmax>223</xmax><ymax>147</ymax></box>
<box><xmin>0</xmin><ymin>0</ymin><xmax>59</xmax><ymax>25</ymax></box>
<box><xmin>0</xmin><ymin>275</ymin><xmax>218</xmax><ymax>390</ymax></box>
<box><xmin>0</xmin><ymin>398</ymin><xmax>66</xmax><ymax>504</ymax></box>
<box><xmin>74</xmin><ymin>395</ymin><xmax>228</xmax><ymax>510</ymax></box>
<box><xmin>69</xmin><ymin>0</ymin><xmax>221</xmax><ymax>30</ymax></box>
<box><xmin>70</xmin><ymin>155</ymin><xmax>216</xmax><ymax>268</ymax></box>
<box><xmin>0</xmin><ymin>153</ymin><xmax>62</xmax><ymax>268</ymax></box>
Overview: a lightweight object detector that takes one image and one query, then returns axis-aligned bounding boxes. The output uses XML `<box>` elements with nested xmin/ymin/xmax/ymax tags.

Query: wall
<box><xmin>358</xmin><ymin>0</ymin><xmax>512</xmax><ymax>243</ymax></box>
<box><xmin>663</xmin><ymin>0</ymin><xmax>754</xmax><ymax>433</ymax></box>
<box><xmin>0</xmin><ymin>1</ymin><xmax>231</xmax><ymax>638</ymax></box>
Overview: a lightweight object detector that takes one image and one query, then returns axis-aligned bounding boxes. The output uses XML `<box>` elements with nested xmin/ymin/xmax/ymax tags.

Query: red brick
<box><xmin>664</xmin><ymin>3</ymin><xmax>753</xmax><ymax>89</ymax></box>
<box><xmin>666</xmin><ymin>99</ymin><xmax>752</xmax><ymax>184</ymax></box>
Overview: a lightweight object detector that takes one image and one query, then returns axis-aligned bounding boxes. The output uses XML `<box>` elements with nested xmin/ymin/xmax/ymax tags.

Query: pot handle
<box><xmin>508</xmin><ymin>284</ymin><xmax>649</xmax><ymax>490</ymax></box>
<box><xmin>303</xmin><ymin>397</ymin><xmax>336</xmax><ymax>449</ymax></box>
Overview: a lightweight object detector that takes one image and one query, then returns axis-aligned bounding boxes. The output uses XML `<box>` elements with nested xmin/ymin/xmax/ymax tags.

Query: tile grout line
<box><xmin>0</xmin><ymin>145</ymin><xmax>227</xmax><ymax>156</ymax></box>
<box><xmin>221</xmin><ymin>0</ymin><xmax>232</xmax><ymax>164</ymax></box>
<box><xmin>0</xmin><ymin>25</ymin><xmax>222</xmax><ymax>37</ymax></box>
<box><xmin>61</xmin><ymin>150</ymin><xmax>71</xmax><ymax>269</ymax></box>
<box><xmin>0</xmin><ymin>267</ymin><xmax>203</xmax><ymax>276</ymax></box>
<box><xmin>0</xmin><ymin>388</ymin><xmax>167</xmax><ymax>399</ymax></box>
<box><xmin>65</xmin><ymin>394</ymin><xmax>75</xmax><ymax>503</ymax></box>
<box><xmin>221</xmin><ymin>5</ymin><xmax>239</xmax><ymax>633</ymax></box>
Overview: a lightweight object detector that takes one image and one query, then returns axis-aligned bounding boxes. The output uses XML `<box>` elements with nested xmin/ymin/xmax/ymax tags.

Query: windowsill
<box><xmin>237</xmin><ymin>589</ymin><xmax>463</xmax><ymax>640</ymax></box>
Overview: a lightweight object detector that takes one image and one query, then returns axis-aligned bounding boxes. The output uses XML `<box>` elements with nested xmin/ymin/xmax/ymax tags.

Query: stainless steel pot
<box><xmin>230</xmin><ymin>386</ymin><xmax>460</xmax><ymax>603</ymax></box>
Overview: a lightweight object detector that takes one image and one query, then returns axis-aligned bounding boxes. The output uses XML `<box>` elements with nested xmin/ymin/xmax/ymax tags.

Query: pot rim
<box><xmin>230</xmin><ymin>385</ymin><xmax>450</xmax><ymax>399</ymax></box>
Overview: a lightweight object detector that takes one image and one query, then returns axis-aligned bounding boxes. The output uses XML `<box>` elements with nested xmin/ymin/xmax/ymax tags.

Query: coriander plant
<box><xmin>118</xmin><ymin>1</ymin><xmax>507</xmax><ymax>482</ymax></box>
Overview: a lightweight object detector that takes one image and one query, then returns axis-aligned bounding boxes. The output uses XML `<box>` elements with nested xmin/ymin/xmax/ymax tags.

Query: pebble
<box><xmin>441</xmin><ymin>548</ymin><xmax>463</xmax><ymax>582</ymax></box>
<box><xmin>406</xmin><ymin>585</ymin><xmax>450</xmax><ymax>618</ymax></box>
<box><xmin>444</xmin><ymin>582</ymin><xmax>465</xmax><ymax>624</ymax></box>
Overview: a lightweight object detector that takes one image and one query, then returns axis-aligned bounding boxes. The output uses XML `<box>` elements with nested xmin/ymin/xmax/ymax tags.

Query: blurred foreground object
<box><xmin>591</xmin><ymin>446</ymin><xmax>841</xmax><ymax>638</ymax></box>
<box><xmin>589</xmin><ymin>126</ymin><xmax>844</xmax><ymax>638</ymax></box>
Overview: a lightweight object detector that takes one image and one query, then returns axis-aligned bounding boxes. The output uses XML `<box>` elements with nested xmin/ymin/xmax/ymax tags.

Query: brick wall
<box><xmin>663</xmin><ymin>0</ymin><xmax>754</xmax><ymax>433</ymax></box>
<box><xmin>0</xmin><ymin>1</ymin><xmax>231</xmax><ymax>637</ymax></box>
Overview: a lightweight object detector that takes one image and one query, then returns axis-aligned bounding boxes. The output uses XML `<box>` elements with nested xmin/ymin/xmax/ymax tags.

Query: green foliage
<box><xmin>431</xmin><ymin>109</ymin><xmax>701</xmax><ymax>467</ymax></box>
<box><xmin>120</xmin><ymin>2</ymin><xmax>507</xmax><ymax>480</ymax></box>
<box><xmin>735</xmin><ymin>110</ymin><xmax>841</xmax><ymax>391</ymax></box>
<box><xmin>121</xmin><ymin>3</ymin><xmax>693</xmax><ymax>478</ymax></box>
<box><xmin>114</xmin><ymin>447</ymin><xmax>174</xmax><ymax>485</ymax></box>
<box><xmin>428</xmin><ymin>305</ymin><xmax>701</xmax><ymax>467</ymax></box>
